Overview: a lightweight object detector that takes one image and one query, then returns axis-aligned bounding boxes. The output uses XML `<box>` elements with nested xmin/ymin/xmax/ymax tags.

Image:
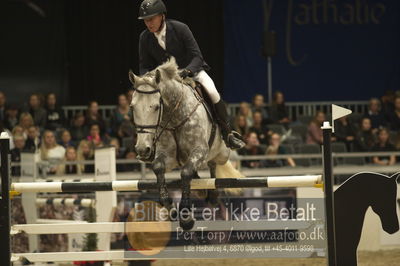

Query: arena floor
<box><xmin>152</xmin><ymin>249</ymin><xmax>400</xmax><ymax>266</ymax></box>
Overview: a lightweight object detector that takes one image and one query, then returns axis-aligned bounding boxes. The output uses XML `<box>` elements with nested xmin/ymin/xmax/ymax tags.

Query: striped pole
<box><xmin>11</xmin><ymin>175</ymin><xmax>322</xmax><ymax>193</ymax></box>
<box><xmin>0</xmin><ymin>133</ymin><xmax>11</xmax><ymax>266</ymax></box>
<box><xmin>36</xmin><ymin>198</ymin><xmax>94</xmax><ymax>208</ymax></box>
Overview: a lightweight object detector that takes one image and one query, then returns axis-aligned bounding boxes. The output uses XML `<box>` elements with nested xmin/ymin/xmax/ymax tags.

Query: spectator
<box><xmin>18</xmin><ymin>112</ymin><xmax>34</xmax><ymax>138</ymax></box>
<box><xmin>334</xmin><ymin>116</ymin><xmax>356</xmax><ymax>151</ymax></box>
<box><xmin>237</xmin><ymin>132</ymin><xmax>265</xmax><ymax>168</ymax></box>
<box><xmin>26</xmin><ymin>93</ymin><xmax>47</xmax><ymax>129</ymax></box>
<box><xmin>249</xmin><ymin>111</ymin><xmax>269</xmax><ymax>145</ymax></box>
<box><xmin>372</xmin><ymin>128</ymin><xmax>396</xmax><ymax>166</ymax></box>
<box><xmin>0</xmin><ymin>91</ymin><xmax>9</xmax><ymax>123</ymax></box>
<box><xmin>306</xmin><ymin>111</ymin><xmax>325</xmax><ymax>145</ymax></box>
<box><xmin>238</xmin><ymin>102</ymin><xmax>253</xmax><ymax>127</ymax></box>
<box><xmin>387</xmin><ymin>96</ymin><xmax>400</xmax><ymax>131</ymax></box>
<box><xmin>45</xmin><ymin>93</ymin><xmax>65</xmax><ymax>131</ymax></box>
<box><xmin>4</xmin><ymin>105</ymin><xmax>19</xmax><ymax>130</ymax></box>
<box><xmin>110</xmin><ymin>94</ymin><xmax>132</xmax><ymax>137</ymax></box>
<box><xmin>263</xmin><ymin>133</ymin><xmax>295</xmax><ymax>167</ymax></box>
<box><xmin>39</xmin><ymin>130</ymin><xmax>66</xmax><ymax>175</ymax></box>
<box><xmin>251</xmin><ymin>94</ymin><xmax>269</xmax><ymax>123</ymax></box>
<box><xmin>87</xmin><ymin>123</ymin><xmax>107</xmax><ymax>148</ymax></box>
<box><xmin>77</xmin><ymin>140</ymin><xmax>94</xmax><ymax>173</ymax></box>
<box><xmin>270</xmin><ymin>91</ymin><xmax>291</xmax><ymax>126</ymax></box>
<box><xmin>233</xmin><ymin>114</ymin><xmax>249</xmax><ymax>136</ymax></box>
<box><xmin>24</xmin><ymin>126</ymin><xmax>40</xmax><ymax>152</ymax></box>
<box><xmin>353</xmin><ymin>117</ymin><xmax>376</xmax><ymax>152</ymax></box>
<box><xmin>12</xmin><ymin>125</ymin><xmax>24</xmax><ymax>137</ymax></box>
<box><xmin>11</xmin><ymin>134</ymin><xmax>25</xmax><ymax>177</ymax></box>
<box><xmin>85</xmin><ymin>101</ymin><xmax>106</xmax><ymax>133</ymax></box>
<box><xmin>59</xmin><ymin>129</ymin><xmax>75</xmax><ymax>148</ymax></box>
<box><xmin>365</xmin><ymin>98</ymin><xmax>387</xmax><ymax>130</ymax></box>
<box><xmin>381</xmin><ymin>90</ymin><xmax>395</xmax><ymax>118</ymax></box>
<box><xmin>56</xmin><ymin>146</ymin><xmax>81</xmax><ymax>175</ymax></box>
<box><xmin>70</xmin><ymin>113</ymin><xmax>88</xmax><ymax>141</ymax></box>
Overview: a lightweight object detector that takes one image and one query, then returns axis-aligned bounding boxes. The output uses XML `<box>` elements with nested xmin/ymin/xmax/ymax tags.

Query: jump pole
<box><xmin>322</xmin><ymin>121</ymin><xmax>337</xmax><ymax>266</ymax></box>
<box><xmin>0</xmin><ymin>133</ymin><xmax>11</xmax><ymax>266</ymax></box>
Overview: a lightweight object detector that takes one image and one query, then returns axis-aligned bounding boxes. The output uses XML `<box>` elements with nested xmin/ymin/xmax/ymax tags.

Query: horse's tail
<box><xmin>216</xmin><ymin>160</ymin><xmax>244</xmax><ymax>195</ymax></box>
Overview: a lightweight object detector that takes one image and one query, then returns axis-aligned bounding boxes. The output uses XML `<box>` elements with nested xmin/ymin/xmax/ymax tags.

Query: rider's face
<box><xmin>144</xmin><ymin>14</ymin><xmax>163</xmax><ymax>33</ymax></box>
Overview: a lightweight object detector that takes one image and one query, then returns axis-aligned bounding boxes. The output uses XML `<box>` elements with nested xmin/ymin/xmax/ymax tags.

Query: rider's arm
<box><xmin>179</xmin><ymin>23</ymin><xmax>205</xmax><ymax>74</ymax></box>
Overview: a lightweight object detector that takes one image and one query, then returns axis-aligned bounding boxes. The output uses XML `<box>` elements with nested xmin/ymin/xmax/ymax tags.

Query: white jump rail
<box><xmin>11</xmin><ymin>175</ymin><xmax>323</xmax><ymax>193</ymax></box>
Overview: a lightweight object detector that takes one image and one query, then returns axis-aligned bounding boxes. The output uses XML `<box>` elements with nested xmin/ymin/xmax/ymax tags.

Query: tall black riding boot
<box><xmin>214</xmin><ymin>100</ymin><xmax>245</xmax><ymax>149</ymax></box>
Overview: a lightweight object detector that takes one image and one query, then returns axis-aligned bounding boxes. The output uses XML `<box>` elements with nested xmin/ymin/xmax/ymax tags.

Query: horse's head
<box><xmin>128</xmin><ymin>58</ymin><xmax>181</xmax><ymax>161</ymax></box>
<box><xmin>128</xmin><ymin>70</ymin><xmax>162</xmax><ymax>161</ymax></box>
<box><xmin>371</xmin><ymin>173</ymin><xmax>400</xmax><ymax>234</ymax></box>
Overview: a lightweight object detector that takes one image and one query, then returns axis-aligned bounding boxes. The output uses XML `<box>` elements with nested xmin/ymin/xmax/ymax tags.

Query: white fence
<box><xmin>62</xmin><ymin>101</ymin><xmax>369</xmax><ymax>120</ymax></box>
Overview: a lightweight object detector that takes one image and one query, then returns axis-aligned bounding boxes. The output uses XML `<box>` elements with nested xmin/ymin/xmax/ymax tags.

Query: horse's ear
<box><xmin>155</xmin><ymin>69</ymin><xmax>161</xmax><ymax>84</ymax></box>
<box><xmin>128</xmin><ymin>70</ymin><xmax>138</xmax><ymax>86</ymax></box>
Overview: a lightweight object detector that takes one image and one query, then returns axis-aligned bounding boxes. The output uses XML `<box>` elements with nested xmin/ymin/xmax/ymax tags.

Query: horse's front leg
<box><xmin>153</xmin><ymin>153</ymin><xmax>172</xmax><ymax>209</ymax></box>
<box><xmin>179</xmin><ymin>147</ymin><xmax>208</xmax><ymax>230</ymax></box>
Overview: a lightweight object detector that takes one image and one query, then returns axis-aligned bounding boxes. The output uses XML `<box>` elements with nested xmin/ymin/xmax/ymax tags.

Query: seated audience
<box><xmin>110</xmin><ymin>94</ymin><xmax>132</xmax><ymax>137</ymax></box>
<box><xmin>0</xmin><ymin>91</ymin><xmax>8</xmax><ymax>123</ymax></box>
<box><xmin>365</xmin><ymin>98</ymin><xmax>387</xmax><ymax>130</ymax></box>
<box><xmin>77</xmin><ymin>140</ymin><xmax>94</xmax><ymax>173</ymax></box>
<box><xmin>25</xmin><ymin>93</ymin><xmax>47</xmax><ymax>129</ymax></box>
<box><xmin>237</xmin><ymin>132</ymin><xmax>265</xmax><ymax>168</ymax></box>
<box><xmin>56</xmin><ymin>146</ymin><xmax>81</xmax><ymax>175</ymax></box>
<box><xmin>238</xmin><ymin>102</ymin><xmax>253</xmax><ymax>127</ymax></box>
<box><xmin>59</xmin><ymin>129</ymin><xmax>75</xmax><ymax>148</ymax></box>
<box><xmin>387</xmin><ymin>96</ymin><xmax>400</xmax><ymax>131</ymax></box>
<box><xmin>12</xmin><ymin>125</ymin><xmax>24</xmax><ymax>137</ymax></box>
<box><xmin>233</xmin><ymin>114</ymin><xmax>249</xmax><ymax>137</ymax></box>
<box><xmin>381</xmin><ymin>90</ymin><xmax>395</xmax><ymax>118</ymax></box>
<box><xmin>353</xmin><ymin>117</ymin><xmax>376</xmax><ymax>152</ymax></box>
<box><xmin>371</xmin><ymin>128</ymin><xmax>396</xmax><ymax>166</ymax></box>
<box><xmin>39</xmin><ymin>130</ymin><xmax>66</xmax><ymax>175</ymax></box>
<box><xmin>334</xmin><ymin>116</ymin><xmax>356</xmax><ymax>151</ymax></box>
<box><xmin>306</xmin><ymin>111</ymin><xmax>325</xmax><ymax>145</ymax></box>
<box><xmin>11</xmin><ymin>134</ymin><xmax>25</xmax><ymax>177</ymax></box>
<box><xmin>18</xmin><ymin>112</ymin><xmax>35</xmax><ymax>138</ymax></box>
<box><xmin>249</xmin><ymin>111</ymin><xmax>269</xmax><ymax>145</ymax></box>
<box><xmin>87</xmin><ymin>123</ymin><xmax>108</xmax><ymax>148</ymax></box>
<box><xmin>251</xmin><ymin>94</ymin><xmax>269</xmax><ymax>123</ymax></box>
<box><xmin>270</xmin><ymin>91</ymin><xmax>291</xmax><ymax>126</ymax></box>
<box><xmin>24</xmin><ymin>126</ymin><xmax>40</xmax><ymax>152</ymax></box>
<box><xmin>45</xmin><ymin>93</ymin><xmax>65</xmax><ymax>131</ymax></box>
<box><xmin>4</xmin><ymin>105</ymin><xmax>19</xmax><ymax>130</ymax></box>
<box><xmin>85</xmin><ymin>101</ymin><xmax>106</xmax><ymax>134</ymax></box>
<box><xmin>263</xmin><ymin>133</ymin><xmax>295</xmax><ymax>167</ymax></box>
<box><xmin>70</xmin><ymin>112</ymin><xmax>88</xmax><ymax>141</ymax></box>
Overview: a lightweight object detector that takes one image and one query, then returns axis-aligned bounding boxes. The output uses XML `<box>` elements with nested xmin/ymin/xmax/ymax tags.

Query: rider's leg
<box><xmin>193</xmin><ymin>71</ymin><xmax>245</xmax><ymax>149</ymax></box>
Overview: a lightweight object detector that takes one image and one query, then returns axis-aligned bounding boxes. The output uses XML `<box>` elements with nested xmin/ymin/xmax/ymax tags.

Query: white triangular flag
<box><xmin>332</xmin><ymin>104</ymin><xmax>352</xmax><ymax>133</ymax></box>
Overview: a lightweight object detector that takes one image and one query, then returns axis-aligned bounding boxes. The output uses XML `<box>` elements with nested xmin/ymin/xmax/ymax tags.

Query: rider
<box><xmin>137</xmin><ymin>0</ymin><xmax>245</xmax><ymax>150</ymax></box>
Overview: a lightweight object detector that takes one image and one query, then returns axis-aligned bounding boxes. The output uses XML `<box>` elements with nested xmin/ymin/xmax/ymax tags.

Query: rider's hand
<box><xmin>179</xmin><ymin>69</ymin><xmax>193</xmax><ymax>79</ymax></box>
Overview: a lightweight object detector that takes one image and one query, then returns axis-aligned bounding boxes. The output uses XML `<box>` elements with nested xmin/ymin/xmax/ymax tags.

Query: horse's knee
<box><xmin>153</xmin><ymin>161</ymin><xmax>165</xmax><ymax>175</ymax></box>
<box><xmin>181</xmin><ymin>164</ymin><xmax>195</xmax><ymax>181</ymax></box>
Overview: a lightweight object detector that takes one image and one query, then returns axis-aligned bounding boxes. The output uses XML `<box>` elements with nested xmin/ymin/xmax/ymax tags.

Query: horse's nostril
<box><xmin>145</xmin><ymin>147</ymin><xmax>151</xmax><ymax>154</ymax></box>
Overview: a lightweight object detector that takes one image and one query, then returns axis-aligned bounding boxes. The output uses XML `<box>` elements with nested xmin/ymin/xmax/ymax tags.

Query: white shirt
<box><xmin>47</xmin><ymin>145</ymin><xmax>66</xmax><ymax>161</ymax></box>
<box><xmin>154</xmin><ymin>22</ymin><xmax>166</xmax><ymax>50</ymax></box>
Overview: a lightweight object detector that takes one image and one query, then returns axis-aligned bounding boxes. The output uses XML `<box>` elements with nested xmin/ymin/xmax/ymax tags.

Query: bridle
<box><xmin>131</xmin><ymin>80</ymin><xmax>187</xmax><ymax>161</ymax></box>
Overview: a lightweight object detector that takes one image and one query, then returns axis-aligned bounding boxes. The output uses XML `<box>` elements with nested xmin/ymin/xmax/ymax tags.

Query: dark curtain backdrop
<box><xmin>65</xmin><ymin>0</ymin><xmax>224</xmax><ymax>105</ymax></box>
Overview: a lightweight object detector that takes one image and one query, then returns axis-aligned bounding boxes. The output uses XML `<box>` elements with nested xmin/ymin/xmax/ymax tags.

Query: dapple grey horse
<box><xmin>129</xmin><ymin>58</ymin><xmax>242</xmax><ymax>230</ymax></box>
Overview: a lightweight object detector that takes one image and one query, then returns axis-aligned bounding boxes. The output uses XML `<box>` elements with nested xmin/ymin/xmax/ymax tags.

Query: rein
<box><xmin>133</xmin><ymin>79</ymin><xmax>202</xmax><ymax>159</ymax></box>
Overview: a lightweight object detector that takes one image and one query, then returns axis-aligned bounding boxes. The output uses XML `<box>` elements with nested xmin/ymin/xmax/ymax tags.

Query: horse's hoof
<box><xmin>180</xmin><ymin>218</ymin><xmax>195</xmax><ymax>231</ymax></box>
<box><xmin>206</xmin><ymin>190</ymin><xmax>219</xmax><ymax>207</ymax></box>
<box><xmin>159</xmin><ymin>197</ymin><xmax>173</xmax><ymax>209</ymax></box>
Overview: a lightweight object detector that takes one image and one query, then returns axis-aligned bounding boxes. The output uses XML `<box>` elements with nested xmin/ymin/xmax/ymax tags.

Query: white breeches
<box><xmin>193</xmin><ymin>70</ymin><xmax>221</xmax><ymax>104</ymax></box>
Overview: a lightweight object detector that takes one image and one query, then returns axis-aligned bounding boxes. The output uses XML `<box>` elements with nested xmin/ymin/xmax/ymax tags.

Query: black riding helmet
<box><xmin>138</xmin><ymin>0</ymin><xmax>167</xmax><ymax>20</ymax></box>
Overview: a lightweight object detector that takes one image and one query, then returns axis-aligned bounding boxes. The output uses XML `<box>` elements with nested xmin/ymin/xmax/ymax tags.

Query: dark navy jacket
<box><xmin>139</xmin><ymin>19</ymin><xmax>209</xmax><ymax>75</ymax></box>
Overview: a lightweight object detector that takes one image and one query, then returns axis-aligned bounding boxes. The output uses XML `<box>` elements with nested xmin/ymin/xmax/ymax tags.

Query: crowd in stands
<box><xmin>2</xmin><ymin>89</ymin><xmax>400</xmax><ymax>178</ymax></box>
<box><xmin>234</xmin><ymin>91</ymin><xmax>400</xmax><ymax>168</ymax></box>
